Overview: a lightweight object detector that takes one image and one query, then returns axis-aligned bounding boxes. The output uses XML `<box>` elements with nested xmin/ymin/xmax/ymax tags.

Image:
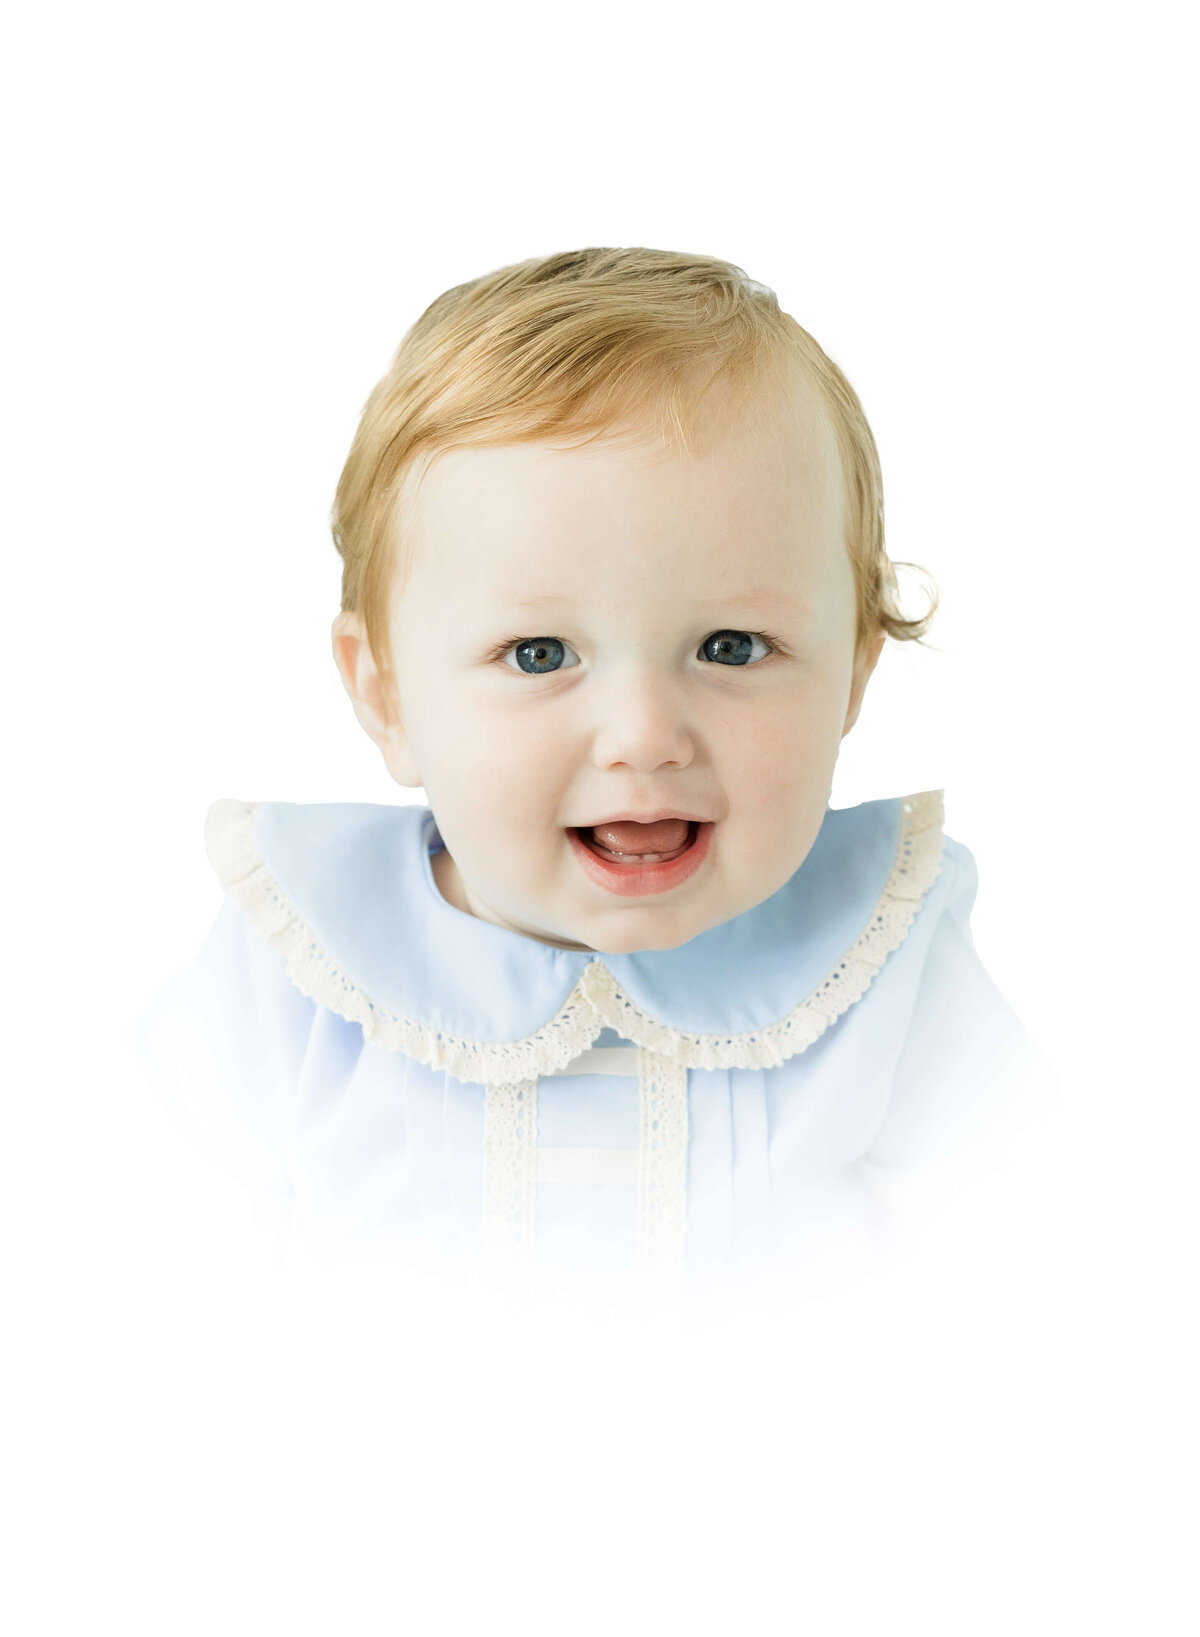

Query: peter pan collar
<box><xmin>204</xmin><ymin>789</ymin><xmax>946</xmax><ymax>1086</ymax></box>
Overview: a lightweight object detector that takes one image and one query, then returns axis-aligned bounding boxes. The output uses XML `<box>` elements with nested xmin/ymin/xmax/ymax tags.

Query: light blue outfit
<box><xmin>133</xmin><ymin>790</ymin><xmax>1047</xmax><ymax>1284</ymax></box>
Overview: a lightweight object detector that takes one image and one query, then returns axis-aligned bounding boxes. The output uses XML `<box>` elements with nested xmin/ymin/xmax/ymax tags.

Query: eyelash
<box><xmin>486</xmin><ymin>631</ymin><xmax>788</xmax><ymax>667</ymax></box>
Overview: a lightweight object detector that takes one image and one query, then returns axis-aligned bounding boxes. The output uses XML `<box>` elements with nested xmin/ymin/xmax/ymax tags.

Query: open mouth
<box><xmin>567</xmin><ymin>819</ymin><xmax>714</xmax><ymax>898</ymax></box>
<box><xmin>581</xmin><ymin>819</ymin><xmax>699</xmax><ymax>866</ymax></box>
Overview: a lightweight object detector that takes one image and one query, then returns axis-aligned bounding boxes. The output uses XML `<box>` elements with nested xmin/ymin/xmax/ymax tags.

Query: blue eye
<box><xmin>503</xmin><ymin>637</ymin><xmax>580</xmax><ymax>675</ymax></box>
<box><xmin>699</xmin><ymin>630</ymin><xmax>771</xmax><ymax>666</ymax></box>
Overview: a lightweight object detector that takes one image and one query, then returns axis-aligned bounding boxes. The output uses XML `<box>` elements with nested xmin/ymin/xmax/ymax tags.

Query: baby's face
<box><xmin>365</xmin><ymin>374</ymin><xmax>882</xmax><ymax>953</ymax></box>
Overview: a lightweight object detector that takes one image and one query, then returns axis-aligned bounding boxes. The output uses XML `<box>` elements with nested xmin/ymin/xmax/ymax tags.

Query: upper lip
<box><xmin>573</xmin><ymin>811</ymin><xmax>713</xmax><ymax>828</ymax></box>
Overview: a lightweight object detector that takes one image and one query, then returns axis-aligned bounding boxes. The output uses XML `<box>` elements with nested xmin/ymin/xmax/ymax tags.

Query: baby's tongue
<box><xmin>591</xmin><ymin>818</ymin><xmax>690</xmax><ymax>855</ymax></box>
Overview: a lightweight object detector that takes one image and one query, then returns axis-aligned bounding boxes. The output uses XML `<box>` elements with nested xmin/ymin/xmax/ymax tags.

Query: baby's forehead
<box><xmin>394</xmin><ymin>482</ymin><xmax>845</xmax><ymax>640</ymax></box>
<box><xmin>388</xmin><ymin>366</ymin><xmax>846</xmax><ymax>613</ymax></box>
<box><xmin>409</xmin><ymin>383</ymin><xmax>838</xmax><ymax>519</ymax></box>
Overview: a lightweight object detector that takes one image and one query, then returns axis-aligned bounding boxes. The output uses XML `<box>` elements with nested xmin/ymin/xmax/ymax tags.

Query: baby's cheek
<box><xmin>439</xmin><ymin>705</ymin><xmax>564</xmax><ymax>816</ymax></box>
<box><xmin>724</xmin><ymin>703</ymin><xmax>834</xmax><ymax>809</ymax></box>
<box><xmin>473</xmin><ymin>708</ymin><xmax>557</xmax><ymax>775</ymax></box>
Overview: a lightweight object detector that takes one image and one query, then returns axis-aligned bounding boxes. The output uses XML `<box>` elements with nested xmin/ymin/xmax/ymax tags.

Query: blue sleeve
<box><xmin>131</xmin><ymin>894</ymin><xmax>317</xmax><ymax>1219</ymax></box>
<box><xmin>863</xmin><ymin>839</ymin><xmax>1056</xmax><ymax>1175</ymax></box>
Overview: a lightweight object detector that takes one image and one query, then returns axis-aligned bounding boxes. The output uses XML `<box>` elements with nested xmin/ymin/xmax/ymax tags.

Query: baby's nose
<box><xmin>588</xmin><ymin>672</ymin><xmax>695</xmax><ymax>773</ymax></box>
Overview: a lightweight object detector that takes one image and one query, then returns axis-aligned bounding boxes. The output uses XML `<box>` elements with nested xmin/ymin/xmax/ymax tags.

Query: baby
<box><xmin>135</xmin><ymin>247</ymin><xmax>1047</xmax><ymax>1285</ymax></box>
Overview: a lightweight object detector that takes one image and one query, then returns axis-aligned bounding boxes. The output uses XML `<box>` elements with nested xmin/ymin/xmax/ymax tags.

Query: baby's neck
<box><xmin>430</xmin><ymin>846</ymin><xmax>594</xmax><ymax>952</ymax></box>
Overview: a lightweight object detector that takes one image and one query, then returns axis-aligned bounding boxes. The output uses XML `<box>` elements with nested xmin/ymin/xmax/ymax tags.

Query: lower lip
<box><xmin>568</xmin><ymin>822</ymin><xmax>714</xmax><ymax>898</ymax></box>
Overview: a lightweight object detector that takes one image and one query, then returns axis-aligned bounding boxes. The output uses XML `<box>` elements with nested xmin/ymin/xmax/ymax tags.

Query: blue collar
<box><xmin>204</xmin><ymin>790</ymin><xmax>946</xmax><ymax>1083</ymax></box>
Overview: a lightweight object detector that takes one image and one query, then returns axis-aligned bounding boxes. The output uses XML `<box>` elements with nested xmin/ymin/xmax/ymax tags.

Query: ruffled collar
<box><xmin>204</xmin><ymin>790</ymin><xmax>945</xmax><ymax>1086</ymax></box>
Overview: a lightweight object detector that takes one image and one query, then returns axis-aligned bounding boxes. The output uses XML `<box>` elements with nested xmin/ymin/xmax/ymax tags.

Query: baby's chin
<box><xmin>480</xmin><ymin>851</ymin><xmax>770</xmax><ymax>950</ymax></box>
<box><xmin>461</xmin><ymin>878</ymin><xmax>724</xmax><ymax>955</ymax></box>
<box><xmin>482</xmin><ymin>903</ymin><xmax>707</xmax><ymax>955</ymax></box>
<box><xmin>550</xmin><ymin>858</ymin><xmax>805</xmax><ymax>954</ymax></box>
<box><xmin>522</xmin><ymin>893</ymin><xmax>732</xmax><ymax>956</ymax></box>
<box><xmin>585</xmin><ymin>926</ymin><xmax>707</xmax><ymax>955</ymax></box>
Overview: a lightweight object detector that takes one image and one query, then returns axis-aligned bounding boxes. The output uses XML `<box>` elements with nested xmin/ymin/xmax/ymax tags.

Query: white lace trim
<box><xmin>205</xmin><ymin>800</ymin><xmax>600</xmax><ymax>1087</ymax></box>
<box><xmin>635</xmin><ymin>1050</ymin><xmax>689</xmax><ymax>1273</ymax></box>
<box><xmin>206</xmin><ymin>790</ymin><xmax>944</xmax><ymax>1084</ymax></box>
<box><xmin>481</xmin><ymin>1079</ymin><xmax>538</xmax><ymax>1263</ymax></box>
<box><xmin>579</xmin><ymin>791</ymin><xmax>945</xmax><ymax>1070</ymax></box>
<box><xmin>477</xmin><ymin>1057</ymin><xmax>688</xmax><ymax>1276</ymax></box>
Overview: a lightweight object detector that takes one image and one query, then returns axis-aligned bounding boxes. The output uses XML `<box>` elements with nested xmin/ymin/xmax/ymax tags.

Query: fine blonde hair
<box><xmin>332</xmin><ymin>247</ymin><xmax>937</xmax><ymax>696</ymax></box>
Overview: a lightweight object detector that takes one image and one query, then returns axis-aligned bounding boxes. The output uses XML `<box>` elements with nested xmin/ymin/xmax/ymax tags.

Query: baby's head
<box><xmin>331</xmin><ymin>247</ymin><xmax>934</xmax><ymax>954</ymax></box>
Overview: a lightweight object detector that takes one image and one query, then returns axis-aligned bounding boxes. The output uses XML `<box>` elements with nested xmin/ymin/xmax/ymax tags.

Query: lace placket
<box><xmin>479</xmin><ymin>1050</ymin><xmax>690</xmax><ymax>1277</ymax></box>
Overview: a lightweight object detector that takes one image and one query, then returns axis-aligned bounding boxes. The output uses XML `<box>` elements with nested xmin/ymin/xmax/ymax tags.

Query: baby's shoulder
<box><xmin>132</xmin><ymin>884</ymin><xmax>321</xmax><ymax>1214</ymax></box>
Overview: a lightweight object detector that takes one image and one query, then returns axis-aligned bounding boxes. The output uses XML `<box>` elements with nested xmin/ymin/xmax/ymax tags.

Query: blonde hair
<box><xmin>332</xmin><ymin>247</ymin><xmax>937</xmax><ymax>694</ymax></box>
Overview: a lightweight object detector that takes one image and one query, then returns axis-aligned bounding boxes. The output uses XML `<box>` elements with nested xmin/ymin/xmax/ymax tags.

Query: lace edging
<box><xmin>635</xmin><ymin>1050</ymin><xmax>689</xmax><ymax>1271</ymax></box>
<box><xmin>577</xmin><ymin>790</ymin><xmax>946</xmax><ymax>1071</ymax></box>
<box><xmin>204</xmin><ymin>800</ymin><xmax>603</xmax><ymax>1087</ymax></box>
<box><xmin>204</xmin><ymin>790</ymin><xmax>944</xmax><ymax>1084</ymax></box>
<box><xmin>481</xmin><ymin>1079</ymin><xmax>539</xmax><ymax>1261</ymax></box>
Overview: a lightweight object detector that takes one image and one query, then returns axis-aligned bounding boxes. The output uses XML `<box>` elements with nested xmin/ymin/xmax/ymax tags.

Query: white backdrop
<box><xmin>5</xmin><ymin>3</ymin><xmax>1195</xmax><ymax>1632</ymax></box>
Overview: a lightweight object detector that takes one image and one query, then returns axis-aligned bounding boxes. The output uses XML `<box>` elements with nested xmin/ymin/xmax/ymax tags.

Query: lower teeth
<box><xmin>588</xmin><ymin>828</ymin><xmax>694</xmax><ymax>866</ymax></box>
<box><xmin>602</xmin><ymin>850</ymin><xmax>674</xmax><ymax>865</ymax></box>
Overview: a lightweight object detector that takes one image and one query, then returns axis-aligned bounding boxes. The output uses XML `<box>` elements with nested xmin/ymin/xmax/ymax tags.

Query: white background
<box><xmin>5</xmin><ymin>3</ymin><xmax>1195</xmax><ymax>1632</ymax></box>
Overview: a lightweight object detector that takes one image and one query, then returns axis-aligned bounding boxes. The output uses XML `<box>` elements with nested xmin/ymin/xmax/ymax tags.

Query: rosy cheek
<box><xmin>736</xmin><ymin>713</ymin><xmax>832</xmax><ymax>808</ymax></box>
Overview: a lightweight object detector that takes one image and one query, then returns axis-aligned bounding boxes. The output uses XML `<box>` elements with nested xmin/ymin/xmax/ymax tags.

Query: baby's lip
<box><xmin>572</xmin><ymin>810</ymin><xmax>714</xmax><ymax>828</ymax></box>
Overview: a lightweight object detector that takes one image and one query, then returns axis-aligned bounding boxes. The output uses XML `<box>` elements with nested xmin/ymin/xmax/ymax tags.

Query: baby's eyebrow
<box><xmin>507</xmin><ymin>587</ymin><xmax>808</xmax><ymax>614</ymax></box>
<box><xmin>708</xmin><ymin>587</ymin><xmax>807</xmax><ymax>612</ymax></box>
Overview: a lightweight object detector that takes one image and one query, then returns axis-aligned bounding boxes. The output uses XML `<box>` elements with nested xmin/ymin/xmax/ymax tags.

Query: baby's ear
<box><xmin>842</xmin><ymin>626</ymin><xmax>887</xmax><ymax>737</ymax></box>
<box><xmin>330</xmin><ymin>611</ymin><xmax>422</xmax><ymax>786</ymax></box>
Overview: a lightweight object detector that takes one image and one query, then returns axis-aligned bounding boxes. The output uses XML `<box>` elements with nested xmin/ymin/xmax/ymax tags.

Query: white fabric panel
<box><xmin>542</xmin><ymin>1047</ymin><xmax>641</xmax><ymax>1078</ymax></box>
<box><xmin>536</xmin><ymin>1147</ymin><xmax>639</xmax><ymax>1186</ymax></box>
